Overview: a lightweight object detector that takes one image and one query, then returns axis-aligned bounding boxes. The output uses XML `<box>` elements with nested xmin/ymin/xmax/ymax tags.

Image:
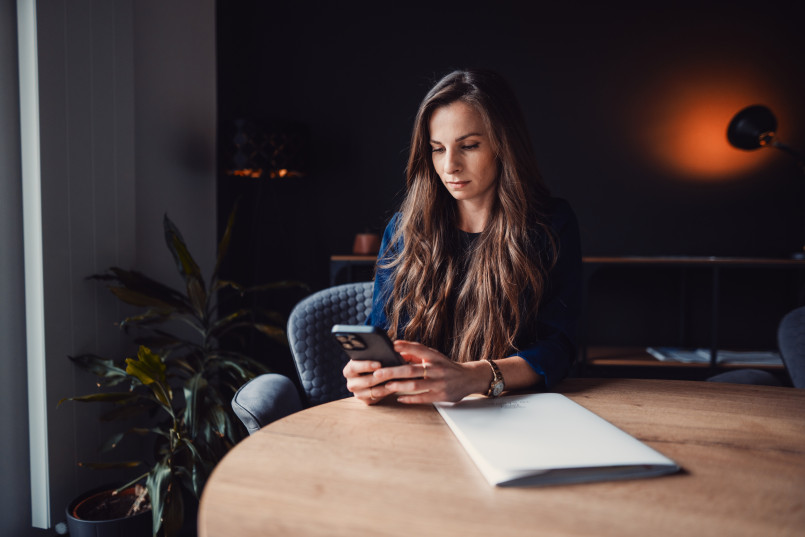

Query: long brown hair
<box><xmin>382</xmin><ymin>69</ymin><xmax>557</xmax><ymax>363</ymax></box>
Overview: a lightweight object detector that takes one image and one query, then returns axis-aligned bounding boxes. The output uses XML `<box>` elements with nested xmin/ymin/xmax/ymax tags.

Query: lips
<box><xmin>447</xmin><ymin>181</ymin><xmax>470</xmax><ymax>188</ymax></box>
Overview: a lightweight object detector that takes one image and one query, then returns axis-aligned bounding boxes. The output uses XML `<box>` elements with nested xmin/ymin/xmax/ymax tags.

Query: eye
<box><xmin>462</xmin><ymin>143</ymin><xmax>480</xmax><ymax>150</ymax></box>
<box><xmin>430</xmin><ymin>146</ymin><xmax>444</xmax><ymax>154</ymax></box>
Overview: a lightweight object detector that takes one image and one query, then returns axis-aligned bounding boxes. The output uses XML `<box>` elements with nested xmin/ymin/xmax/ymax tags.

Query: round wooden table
<box><xmin>199</xmin><ymin>378</ymin><xmax>805</xmax><ymax>537</ymax></box>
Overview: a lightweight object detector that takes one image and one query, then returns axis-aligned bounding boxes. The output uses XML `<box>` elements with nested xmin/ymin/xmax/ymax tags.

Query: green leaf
<box><xmin>187</xmin><ymin>278</ymin><xmax>207</xmax><ymax>320</ymax></box>
<box><xmin>190</xmin><ymin>459</ymin><xmax>207</xmax><ymax>499</ymax></box>
<box><xmin>78</xmin><ymin>460</ymin><xmax>142</xmax><ymax>470</ymax></box>
<box><xmin>161</xmin><ymin>475</ymin><xmax>184</xmax><ymax>537</ymax></box>
<box><xmin>257</xmin><ymin>309</ymin><xmax>287</xmax><ymax>326</ymax></box>
<box><xmin>59</xmin><ymin>392</ymin><xmax>138</xmax><ymax>406</ymax></box>
<box><xmin>137</xmin><ymin>312</ymin><xmax>206</xmax><ymax>337</ymax></box>
<box><xmin>125</xmin><ymin>346</ymin><xmax>166</xmax><ymax>386</ymax></box>
<box><xmin>214</xmin><ymin>279</ymin><xmax>245</xmax><ymax>294</ymax></box>
<box><xmin>183</xmin><ymin>374</ymin><xmax>207</xmax><ymax>438</ymax></box>
<box><xmin>119</xmin><ymin>309</ymin><xmax>171</xmax><ymax>329</ymax></box>
<box><xmin>132</xmin><ymin>333</ymin><xmax>184</xmax><ymax>351</ymax></box>
<box><xmin>96</xmin><ymin>375</ymin><xmax>132</xmax><ymax>389</ymax></box>
<box><xmin>68</xmin><ymin>354</ymin><xmax>128</xmax><ymax>379</ymax></box>
<box><xmin>180</xmin><ymin>437</ymin><xmax>203</xmax><ymax>463</ymax></box>
<box><xmin>209</xmin><ymin>359</ymin><xmax>250</xmax><ymax>382</ymax></box>
<box><xmin>209</xmin><ymin>351</ymin><xmax>271</xmax><ymax>376</ymax></box>
<box><xmin>126</xmin><ymin>346</ymin><xmax>173</xmax><ymax>411</ymax></box>
<box><xmin>163</xmin><ymin>214</ymin><xmax>205</xmax><ymax>292</ymax></box>
<box><xmin>176</xmin><ymin>438</ymin><xmax>207</xmax><ymax>499</ymax></box>
<box><xmin>253</xmin><ymin>323</ymin><xmax>288</xmax><ymax>346</ymax></box>
<box><xmin>222</xmin><ymin>412</ymin><xmax>240</xmax><ymax>445</ymax></box>
<box><xmin>109</xmin><ymin>286</ymin><xmax>178</xmax><ymax>310</ymax></box>
<box><xmin>95</xmin><ymin>267</ymin><xmax>188</xmax><ymax>308</ymax></box>
<box><xmin>172</xmin><ymin>358</ymin><xmax>197</xmax><ymax>376</ymax></box>
<box><xmin>146</xmin><ymin>460</ymin><xmax>172</xmax><ymax>537</ymax></box>
<box><xmin>116</xmin><ymin>472</ymin><xmax>149</xmax><ymax>495</ymax></box>
<box><xmin>209</xmin><ymin>405</ymin><xmax>227</xmax><ymax>439</ymax></box>
<box><xmin>209</xmin><ymin>310</ymin><xmax>250</xmax><ymax>332</ymax></box>
<box><xmin>213</xmin><ymin>202</ymin><xmax>237</xmax><ymax>279</ymax></box>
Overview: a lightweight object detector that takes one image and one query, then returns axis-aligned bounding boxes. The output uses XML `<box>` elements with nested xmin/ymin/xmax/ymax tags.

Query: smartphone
<box><xmin>331</xmin><ymin>325</ymin><xmax>405</xmax><ymax>368</ymax></box>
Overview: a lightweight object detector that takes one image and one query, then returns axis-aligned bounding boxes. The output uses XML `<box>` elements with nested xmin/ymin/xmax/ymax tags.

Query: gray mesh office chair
<box><xmin>708</xmin><ymin>305</ymin><xmax>805</xmax><ymax>388</ymax></box>
<box><xmin>232</xmin><ymin>282</ymin><xmax>374</xmax><ymax>434</ymax></box>
<box><xmin>778</xmin><ymin>305</ymin><xmax>805</xmax><ymax>388</ymax></box>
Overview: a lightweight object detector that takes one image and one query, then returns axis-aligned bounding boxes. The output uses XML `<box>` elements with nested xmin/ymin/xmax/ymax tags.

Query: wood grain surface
<box><xmin>199</xmin><ymin>378</ymin><xmax>805</xmax><ymax>537</ymax></box>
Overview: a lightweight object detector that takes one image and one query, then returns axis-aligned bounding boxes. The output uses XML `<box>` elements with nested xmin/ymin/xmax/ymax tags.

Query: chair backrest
<box><xmin>287</xmin><ymin>281</ymin><xmax>374</xmax><ymax>406</ymax></box>
<box><xmin>778</xmin><ymin>305</ymin><xmax>805</xmax><ymax>389</ymax></box>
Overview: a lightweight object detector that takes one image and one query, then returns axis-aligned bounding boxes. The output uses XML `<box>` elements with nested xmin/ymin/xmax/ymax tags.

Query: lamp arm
<box><xmin>770</xmin><ymin>141</ymin><xmax>805</xmax><ymax>175</ymax></box>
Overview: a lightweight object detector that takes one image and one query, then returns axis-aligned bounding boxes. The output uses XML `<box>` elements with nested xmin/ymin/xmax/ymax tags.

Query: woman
<box><xmin>343</xmin><ymin>69</ymin><xmax>582</xmax><ymax>404</ymax></box>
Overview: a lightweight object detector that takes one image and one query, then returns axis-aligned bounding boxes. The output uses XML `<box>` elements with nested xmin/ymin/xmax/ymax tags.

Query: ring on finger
<box><xmin>423</xmin><ymin>361</ymin><xmax>428</xmax><ymax>380</ymax></box>
<box><xmin>369</xmin><ymin>386</ymin><xmax>376</xmax><ymax>401</ymax></box>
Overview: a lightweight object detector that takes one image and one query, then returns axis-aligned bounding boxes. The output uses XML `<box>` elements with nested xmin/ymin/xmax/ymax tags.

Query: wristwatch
<box><xmin>485</xmin><ymin>359</ymin><xmax>505</xmax><ymax>397</ymax></box>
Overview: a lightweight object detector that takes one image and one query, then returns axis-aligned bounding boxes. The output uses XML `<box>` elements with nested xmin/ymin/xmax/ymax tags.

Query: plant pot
<box><xmin>66</xmin><ymin>484</ymin><xmax>152</xmax><ymax>537</ymax></box>
<box><xmin>352</xmin><ymin>233</ymin><xmax>380</xmax><ymax>255</ymax></box>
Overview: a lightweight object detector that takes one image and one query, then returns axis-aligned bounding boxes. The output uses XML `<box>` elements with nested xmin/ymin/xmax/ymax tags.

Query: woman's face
<box><xmin>428</xmin><ymin>101</ymin><xmax>498</xmax><ymax>209</ymax></box>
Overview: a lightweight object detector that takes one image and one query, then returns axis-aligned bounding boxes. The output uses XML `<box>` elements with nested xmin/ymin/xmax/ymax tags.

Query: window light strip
<box><xmin>17</xmin><ymin>0</ymin><xmax>50</xmax><ymax>529</ymax></box>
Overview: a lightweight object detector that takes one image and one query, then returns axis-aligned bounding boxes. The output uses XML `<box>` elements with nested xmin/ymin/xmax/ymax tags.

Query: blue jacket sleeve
<box><xmin>512</xmin><ymin>199</ymin><xmax>583</xmax><ymax>389</ymax></box>
<box><xmin>365</xmin><ymin>213</ymin><xmax>401</xmax><ymax>330</ymax></box>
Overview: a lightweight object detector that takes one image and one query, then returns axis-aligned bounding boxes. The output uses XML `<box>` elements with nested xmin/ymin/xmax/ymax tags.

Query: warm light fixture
<box><xmin>727</xmin><ymin>105</ymin><xmax>804</xmax><ymax>173</ymax></box>
<box><xmin>626</xmin><ymin>61</ymin><xmax>791</xmax><ymax>181</ymax></box>
<box><xmin>728</xmin><ymin>105</ymin><xmax>805</xmax><ymax>259</ymax></box>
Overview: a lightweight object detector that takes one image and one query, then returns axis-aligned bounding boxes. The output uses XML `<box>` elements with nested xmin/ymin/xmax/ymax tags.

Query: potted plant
<box><xmin>65</xmin><ymin>482</ymin><xmax>151</xmax><ymax>537</ymax></box>
<box><xmin>61</xmin><ymin>207</ymin><xmax>307</xmax><ymax>536</ymax></box>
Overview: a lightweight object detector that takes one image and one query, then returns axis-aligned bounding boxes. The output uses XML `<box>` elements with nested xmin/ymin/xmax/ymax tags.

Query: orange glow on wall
<box><xmin>632</xmin><ymin>64</ymin><xmax>791</xmax><ymax>181</ymax></box>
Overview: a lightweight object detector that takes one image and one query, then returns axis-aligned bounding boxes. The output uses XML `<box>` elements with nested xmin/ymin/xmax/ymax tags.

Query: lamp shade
<box><xmin>727</xmin><ymin>105</ymin><xmax>778</xmax><ymax>150</ymax></box>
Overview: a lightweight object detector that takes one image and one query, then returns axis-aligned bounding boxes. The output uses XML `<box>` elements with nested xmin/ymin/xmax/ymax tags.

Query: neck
<box><xmin>455</xmin><ymin>200</ymin><xmax>492</xmax><ymax>233</ymax></box>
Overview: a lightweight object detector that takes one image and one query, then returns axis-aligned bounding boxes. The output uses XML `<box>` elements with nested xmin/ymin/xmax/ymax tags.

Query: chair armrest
<box><xmin>231</xmin><ymin>373</ymin><xmax>304</xmax><ymax>434</ymax></box>
<box><xmin>707</xmin><ymin>369</ymin><xmax>783</xmax><ymax>386</ymax></box>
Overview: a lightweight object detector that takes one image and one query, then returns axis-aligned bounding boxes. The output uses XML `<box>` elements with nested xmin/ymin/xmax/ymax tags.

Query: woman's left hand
<box><xmin>372</xmin><ymin>340</ymin><xmax>491</xmax><ymax>404</ymax></box>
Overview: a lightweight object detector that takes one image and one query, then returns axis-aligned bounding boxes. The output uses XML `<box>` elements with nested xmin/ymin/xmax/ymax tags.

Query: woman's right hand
<box><xmin>342</xmin><ymin>359</ymin><xmax>393</xmax><ymax>405</ymax></box>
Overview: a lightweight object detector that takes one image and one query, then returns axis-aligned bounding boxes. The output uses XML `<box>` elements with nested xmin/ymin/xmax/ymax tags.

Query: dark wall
<box><xmin>217</xmin><ymin>0</ymin><xmax>805</xmax><ymax>294</ymax></box>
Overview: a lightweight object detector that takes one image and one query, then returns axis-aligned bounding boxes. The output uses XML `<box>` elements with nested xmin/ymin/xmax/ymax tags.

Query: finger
<box><xmin>359</xmin><ymin>383</ymin><xmax>392</xmax><ymax>404</ymax></box>
<box><xmin>393</xmin><ymin>340</ymin><xmax>430</xmax><ymax>359</ymax></box>
<box><xmin>395</xmin><ymin>388</ymin><xmax>448</xmax><ymax>404</ymax></box>
<box><xmin>396</xmin><ymin>384</ymin><xmax>457</xmax><ymax>404</ymax></box>
<box><xmin>343</xmin><ymin>359</ymin><xmax>381</xmax><ymax>378</ymax></box>
<box><xmin>397</xmin><ymin>352</ymin><xmax>427</xmax><ymax>365</ymax></box>
<box><xmin>372</xmin><ymin>363</ymin><xmax>424</xmax><ymax>382</ymax></box>
<box><xmin>396</xmin><ymin>393</ymin><xmax>434</xmax><ymax>404</ymax></box>
<box><xmin>393</xmin><ymin>340</ymin><xmax>449</xmax><ymax>365</ymax></box>
<box><xmin>346</xmin><ymin>372</ymin><xmax>387</xmax><ymax>392</ymax></box>
<box><xmin>355</xmin><ymin>389</ymin><xmax>378</xmax><ymax>405</ymax></box>
<box><xmin>384</xmin><ymin>379</ymin><xmax>431</xmax><ymax>395</ymax></box>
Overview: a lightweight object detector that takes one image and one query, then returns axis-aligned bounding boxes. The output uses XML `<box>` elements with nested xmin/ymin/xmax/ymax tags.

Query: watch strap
<box><xmin>485</xmin><ymin>359</ymin><xmax>504</xmax><ymax>397</ymax></box>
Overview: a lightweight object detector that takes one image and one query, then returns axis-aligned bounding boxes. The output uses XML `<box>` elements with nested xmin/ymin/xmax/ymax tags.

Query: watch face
<box><xmin>491</xmin><ymin>380</ymin><xmax>504</xmax><ymax>397</ymax></box>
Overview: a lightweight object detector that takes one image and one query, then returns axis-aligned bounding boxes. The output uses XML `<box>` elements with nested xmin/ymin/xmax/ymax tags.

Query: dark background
<box><xmin>215</xmin><ymin>0</ymin><xmax>805</xmax><ymax>376</ymax></box>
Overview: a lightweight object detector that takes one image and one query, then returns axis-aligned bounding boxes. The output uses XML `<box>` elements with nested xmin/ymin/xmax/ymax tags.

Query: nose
<box><xmin>442</xmin><ymin>149</ymin><xmax>461</xmax><ymax>176</ymax></box>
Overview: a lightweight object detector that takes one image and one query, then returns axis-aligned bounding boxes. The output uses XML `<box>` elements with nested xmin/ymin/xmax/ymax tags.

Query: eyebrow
<box><xmin>429</xmin><ymin>132</ymin><xmax>484</xmax><ymax>144</ymax></box>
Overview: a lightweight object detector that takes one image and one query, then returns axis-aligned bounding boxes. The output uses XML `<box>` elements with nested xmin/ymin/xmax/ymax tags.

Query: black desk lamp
<box><xmin>727</xmin><ymin>105</ymin><xmax>805</xmax><ymax>258</ymax></box>
<box><xmin>727</xmin><ymin>105</ymin><xmax>804</xmax><ymax>171</ymax></box>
